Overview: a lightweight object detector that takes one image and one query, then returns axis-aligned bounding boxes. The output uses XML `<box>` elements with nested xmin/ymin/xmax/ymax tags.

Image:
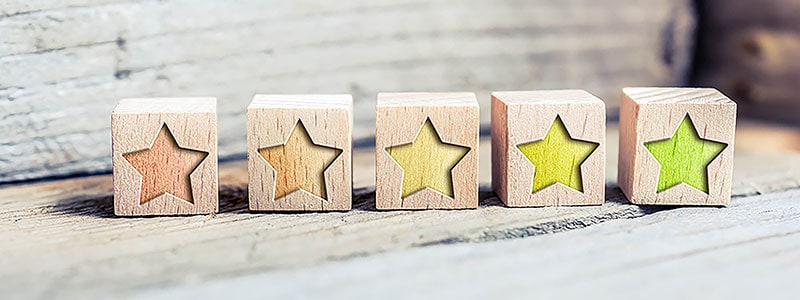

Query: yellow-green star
<box><xmin>645</xmin><ymin>115</ymin><xmax>727</xmax><ymax>193</ymax></box>
<box><xmin>517</xmin><ymin>116</ymin><xmax>599</xmax><ymax>193</ymax></box>
<box><xmin>386</xmin><ymin>118</ymin><xmax>470</xmax><ymax>198</ymax></box>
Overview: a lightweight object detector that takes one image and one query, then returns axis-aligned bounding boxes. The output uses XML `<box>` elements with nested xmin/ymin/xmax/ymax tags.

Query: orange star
<box><xmin>123</xmin><ymin>124</ymin><xmax>209</xmax><ymax>204</ymax></box>
<box><xmin>258</xmin><ymin>120</ymin><xmax>343</xmax><ymax>200</ymax></box>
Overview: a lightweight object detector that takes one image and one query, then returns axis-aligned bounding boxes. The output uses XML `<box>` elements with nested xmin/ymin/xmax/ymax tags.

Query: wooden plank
<box><xmin>0</xmin><ymin>0</ymin><xmax>127</xmax><ymax>17</ymax></box>
<box><xmin>0</xmin><ymin>0</ymin><xmax>696</xmax><ymax>182</ymax></box>
<box><xmin>1</xmin><ymin>126</ymin><xmax>799</xmax><ymax>298</ymax></box>
<box><xmin>736</xmin><ymin>120</ymin><xmax>800</xmax><ymax>153</ymax></box>
<box><xmin>693</xmin><ymin>0</ymin><xmax>800</xmax><ymax>124</ymax></box>
<box><xmin>143</xmin><ymin>189</ymin><xmax>800</xmax><ymax>300</ymax></box>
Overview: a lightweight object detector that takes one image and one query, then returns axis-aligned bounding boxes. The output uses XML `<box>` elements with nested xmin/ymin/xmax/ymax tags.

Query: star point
<box><xmin>645</xmin><ymin>114</ymin><xmax>727</xmax><ymax>193</ymax></box>
<box><xmin>123</xmin><ymin>124</ymin><xmax>208</xmax><ymax>205</ymax></box>
<box><xmin>386</xmin><ymin>118</ymin><xmax>470</xmax><ymax>199</ymax></box>
<box><xmin>516</xmin><ymin>116</ymin><xmax>599</xmax><ymax>193</ymax></box>
<box><xmin>258</xmin><ymin>120</ymin><xmax>342</xmax><ymax>200</ymax></box>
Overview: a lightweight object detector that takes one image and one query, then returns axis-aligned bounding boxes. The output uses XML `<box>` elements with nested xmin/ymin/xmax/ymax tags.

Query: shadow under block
<box><xmin>618</xmin><ymin>87</ymin><xmax>737</xmax><ymax>206</ymax></box>
<box><xmin>491</xmin><ymin>90</ymin><xmax>606</xmax><ymax>207</ymax></box>
<box><xmin>376</xmin><ymin>92</ymin><xmax>480</xmax><ymax>210</ymax></box>
<box><xmin>111</xmin><ymin>98</ymin><xmax>219</xmax><ymax>216</ymax></box>
<box><xmin>247</xmin><ymin>95</ymin><xmax>353</xmax><ymax>211</ymax></box>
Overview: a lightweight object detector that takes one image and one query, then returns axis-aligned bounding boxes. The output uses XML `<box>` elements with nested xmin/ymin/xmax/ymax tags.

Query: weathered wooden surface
<box><xmin>145</xmin><ymin>189</ymin><xmax>800</xmax><ymax>300</ymax></box>
<box><xmin>693</xmin><ymin>0</ymin><xmax>800</xmax><ymax>124</ymax></box>
<box><xmin>0</xmin><ymin>0</ymin><xmax>696</xmax><ymax>183</ymax></box>
<box><xmin>1</xmin><ymin>125</ymin><xmax>800</xmax><ymax>299</ymax></box>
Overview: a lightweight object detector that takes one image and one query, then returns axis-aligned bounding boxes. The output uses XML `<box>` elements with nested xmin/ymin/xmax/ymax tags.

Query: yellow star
<box><xmin>386</xmin><ymin>118</ymin><xmax>470</xmax><ymax>198</ymax></box>
<box><xmin>258</xmin><ymin>121</ymin><xmax>343</xmax><ymax>200</ymax></box>
<box><xmin>517</xmin><ymin>116</ymin><xmax>599</xmax><ymax>193</ymax></box>
<box><xmin>123</xmin><ymin>124</ymin><xmax>208</xmax><ymax>204</ymax></box>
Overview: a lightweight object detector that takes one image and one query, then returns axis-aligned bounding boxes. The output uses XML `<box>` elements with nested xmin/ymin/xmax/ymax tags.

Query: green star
<box><xmin>645</xmin><ymin>115</ymin><xmax>727</xmax><ymax>193</ymax></box>
<box><xmin>517</xmin><ymin>116</ymin><xmax>599</xmax><ymax>193</ymax></box>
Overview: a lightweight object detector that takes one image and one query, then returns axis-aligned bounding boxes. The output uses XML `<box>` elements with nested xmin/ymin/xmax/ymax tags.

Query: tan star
<box><xmin>123</xmin><ymin>124</ymin><xmax>208</xmax><ymax>204</ymax></box>
<box><xmin>259</xmin><ymin>120</ymin><xmax>343</xmax><ymax>200</ymax></box>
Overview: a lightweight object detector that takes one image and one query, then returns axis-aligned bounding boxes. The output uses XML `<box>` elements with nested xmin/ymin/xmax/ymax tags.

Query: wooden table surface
<box><xmin>2</xmin><ymin>125</ymin><xmax>800</xmax><ymax>299</ymax></box>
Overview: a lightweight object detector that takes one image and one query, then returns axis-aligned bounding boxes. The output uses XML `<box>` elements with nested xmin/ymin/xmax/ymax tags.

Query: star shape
<box><xmin>386</xmin><ymin>118</ymin><xmax>470</xmax><ymax>198</ymax></box>
<box><xmin>258</xmin><ymin>120</ymin><xmax>343</xmax><ymax>200</ymax></box>
<box><xmin>123</xmin><ymin>124</ymin><xmax>208</xmax><ymax>204</ymax></box>
<box><xmin>516</xmin><ymin>116</ymin><xmax>599</xmax><ymax>193</ymax></box>
<box><xmin>645</xmin><ymin>114</ymin><xmax>727</xmax><ymax>193</ymax></box>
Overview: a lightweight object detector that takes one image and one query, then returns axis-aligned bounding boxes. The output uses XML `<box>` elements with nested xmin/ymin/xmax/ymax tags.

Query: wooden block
<box><xmin>111</xmin><ymin>98</ymin><xmax>218</xmax><ymax>216</ymax></box>
<box><xmin>376</xmin><ymin>92</ymin><xmax>479</xmax><ymax>210</ymax></box>
<box><xmin>618</xmin><ymin>87</ymin><xmax>737</xmax><ymax>206</ymax></box>
<box><xmin>247</xmin><ymin>95</ymin><xmax>352</xmax><ymax>211</ymax></box>
<box><xmin>491</xmin><ymin>90</ymin><xmax>606</xmax><ymax>207</ymax></box>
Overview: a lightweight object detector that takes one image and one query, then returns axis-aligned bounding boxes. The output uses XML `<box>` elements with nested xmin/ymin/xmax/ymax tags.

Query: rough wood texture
<box><xmin>1</xmin><ymin>129</ymin><xmax>799</xmax><ymax>298</ymax></box>
<box><xmin>376</xmin><ymin>92</ymin><xmax>479</xmax><ymax>210</ymax></box>
<box><xmin>111</xmin><ymin>98</ymin><xmax>218</xmax><ymax>216</ymax></box>
<box><xmin>619</xmin><ymin>88</ymin><xmax>736</xmax><ymax>206</ymax></box>
<box><xmin>247</xmin><ymin>95</ymin><xmax>352</xmax><ymax>211</ymax></box>
<box><xmin>1</xmin><ymin>122</ymin><xmax>800</xmax><ymax>298</ymax></box>
<box><xmin>492</xmin><ymin>90</ymin><xmax>605</xmax><ymax>207</ymax></box>
<box><xmin>693</xmin><ymin>0</ymin><xmax>800</xmax><ymax>124</ymax></box>
<box><xmin>0</xmin><ymin>0</ymin><xmax>696</xmax><ymax>183</ymax></box>
<box><xmin>148</xmin><ymin>189</ymin><xmax>800</xmax><ymax>300</ymax></box>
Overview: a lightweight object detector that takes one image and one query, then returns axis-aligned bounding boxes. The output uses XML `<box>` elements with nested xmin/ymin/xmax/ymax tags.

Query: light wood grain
<box><xmin>492</xmin><ymin>90</ymin><xmax>605</xmax><ymax>207</ymax></box>
<box><xmin>618</xmin><ymin>87</ymin><xmax>737</xmax><ymax>205</ymax></box>
<box><xmin>247</xmin><ymin>95</ymin><xmax>352</xmax><ymax>211</ymax></box>
<box><xmin>376</xmin><ymin>92</ymin><xmax>479</xmax><ymax>210</ymax></box>
<box><xmin>144</xmin><ymin>189</ymin><xmax>800</xmax><ymax>300</ymax></box>
<box><xmin>1</xmin><ymin>127</ymin><xmax>799</xmax><ymax>298</ymax></box>
<box><xmin>111</xmin><ymin>98</ymin><xmax>218</xmax><ymax>215</ymax></box>
<box><xmin>0</xmin><ymin>0</ymin><xmax>696</xmax><ymax>183</ymax></box>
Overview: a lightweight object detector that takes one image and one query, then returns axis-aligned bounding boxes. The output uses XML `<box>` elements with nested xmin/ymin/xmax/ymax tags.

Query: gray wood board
<box><xmin>145</xmin><ymin>189</ymin><xmax>800</xmax><ymax>300</ymax></box>
<box><xmin>0</xmin><ymin>137</ymin><xmax>798</xmax><ymax>299</ymax></box>
<box><xmin>0</xmin><ymin>0</ymin><xmax>696</xmax><ymax>182</ymax></box>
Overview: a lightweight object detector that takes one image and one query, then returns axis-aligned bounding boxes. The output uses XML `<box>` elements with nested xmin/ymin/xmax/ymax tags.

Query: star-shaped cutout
<box><xmin>645</xmin><ymin>114</ymin><xmax>727</xmax><ymax>193</ymax></box>
<box><xmin>386</xmin><ymin>118</ymin><xmax>470</xmax><ymax>198</ymax></box>
<box><xmin>517</xmin><ymin>116</ymin><xmax>599</xmax><ymax>193</ymax></box>
<box><xmin>123</xmin><ymin>124</ymin><xmax>209</xmax><ymax>205</ymax></box>
<box><xmin>259</xmin><ymin>120</ymin><xmax>343</xmax><ymax>200</ymax></box>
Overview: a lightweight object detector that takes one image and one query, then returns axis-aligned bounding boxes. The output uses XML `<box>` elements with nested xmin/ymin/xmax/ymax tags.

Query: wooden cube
<box><xmin>618</xmin><ymin>87</ymin><xmax>737</xmax><ymax>206</ymax></box>
<box><xmin>491</xmin><ymin>90</ymin><xmax>606</xmax><ymax>207</ymax></box>
<box><xmin>111</xmin><ymin>98</ymin><xmax>218</xmax><ymax>216</ymax></box>
<box><xmin>376</xmin><ymin>92</ymin><xmax>479</xmax><ymax>210</ymax></box>
<box><xmin>247</xmin><ymin>95</ymin><xmax>352</xmax><ymax>211</ymax></box>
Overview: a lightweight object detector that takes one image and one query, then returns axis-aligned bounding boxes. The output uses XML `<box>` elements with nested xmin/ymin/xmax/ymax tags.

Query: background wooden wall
<box><xmin>0</xmin><ymin>0</ymin><xmax>696</xmax><ymax>183</ymax></box>
<box><xmin>693</xmin><ymin>0</ymin><xmax>800</xmax><ymax>124</ymax></box>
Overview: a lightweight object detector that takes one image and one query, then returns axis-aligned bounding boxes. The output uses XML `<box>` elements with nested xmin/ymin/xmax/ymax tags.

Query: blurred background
<box><xmin>0</xmin><ymin>0</ymin><xmax>798</xmax><ymax>184</ymax></box>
